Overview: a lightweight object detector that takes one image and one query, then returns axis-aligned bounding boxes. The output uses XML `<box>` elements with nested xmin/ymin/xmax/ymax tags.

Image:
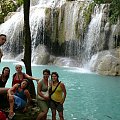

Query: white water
<box><xmin>83</xmin><ymin>5</ymin><xmax>104</xmax><ymax>64</ymax></box>
<box><xmin>0</xmin><ymin>0</ymin><xmax>66</xmax><ymax>55</ymax></box>
<box><xmin>0</xmin><ymin>1</ymin><xmax>108</xmax><ymax>69</ymax></box>
<box><xmin>30</xmin><ymin>7</ymin><xmax>45</xmax><ymax>49</ymax></box>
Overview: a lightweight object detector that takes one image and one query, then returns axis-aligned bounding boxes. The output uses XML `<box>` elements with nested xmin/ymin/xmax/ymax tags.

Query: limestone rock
<box><xmin>89</xmin><ymin>48</ymin><xmax>120</xmax><ymax>75</ymax></box>
<box><xmin>32</xmin><ymin>45</ymin><xmax>50</xmax><ymax>65</ymax></box>
<box><xmin>54</xmin><ymin>57</ymin><xmax>79</xmax><ymax>67</ymax></box>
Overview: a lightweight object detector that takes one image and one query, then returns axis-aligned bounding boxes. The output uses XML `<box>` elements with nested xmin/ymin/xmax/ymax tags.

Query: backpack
<box><xmin>0</xmin><ymin>110</ymin><xmax>6</xmax><ymax>120</ymax></box>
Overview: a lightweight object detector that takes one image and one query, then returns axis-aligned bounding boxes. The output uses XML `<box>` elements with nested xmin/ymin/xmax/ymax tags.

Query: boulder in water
<box><xmin>89</xmin><ymin>48</ymin><xmax>120</xmax><ymax>75</ymax></box>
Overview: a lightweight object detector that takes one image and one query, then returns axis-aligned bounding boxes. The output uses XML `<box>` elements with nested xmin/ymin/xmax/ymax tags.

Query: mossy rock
<box><xmin>13</xmin><ymin>107</ymin><xmax>39</xmax><ymax>120</ymax></box>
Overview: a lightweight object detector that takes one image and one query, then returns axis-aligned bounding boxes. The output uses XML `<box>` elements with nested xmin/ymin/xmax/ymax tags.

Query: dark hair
<box><xmin>51</xmin><ymin>72</ymin><xmax>59</xmax><ymax>82</ymax></box>
<box><xmin>0</xmin><ymin>34</ymin><xmax>6</xmax><ymax>37</ymax></box>
<box><xmin>21</xmin><ymin>79</ymin><xmax>29</xmax><ymax>89</ymax></box>
<box><xmin>2</xmin><ymin>67</ymin><xmax>10</xmax><ymax>80</ymax></box>
<box><xmin>43</xmin><ymin>69</ymin><xmax>50</xmax><ymax>75</ymax></box>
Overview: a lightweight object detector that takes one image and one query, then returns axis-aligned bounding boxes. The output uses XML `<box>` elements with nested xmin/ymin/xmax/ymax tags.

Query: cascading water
<box><xmin>0</xmin><ymin>0</ymin><xmax>65</xmax><ymax>58</ymax></box>
<box><xmin>30</xmin><ymin>7</ymin><xmax>45</xmax><ymax>49</ymax></box>
<box><xmin>0</xmin><ymin>11</ymin><xmax>24</xmax><ymax>57</ymax></box>
<box><xmin>64</xmin><ymin>1</ymin><xmax>90</xmax><ymax>60</ymax></box>
<box><xmin>83</xmin><ymin>4</ymin><xmax>104</xmax><ymax>67</ymax></box>
<box><xmin>0</xmin><ymin>0</ymin><xmax>113</xmax><ymax>68</ymax></box>
<box><xmin>0</xmin><ymin>4</ymin><xmax>46</xmax><ymax>57</ymax></box>
<box><xmin>64</xmin><ymin>2</ymin><xmax>81</xmax><ymax>58</ymax></box>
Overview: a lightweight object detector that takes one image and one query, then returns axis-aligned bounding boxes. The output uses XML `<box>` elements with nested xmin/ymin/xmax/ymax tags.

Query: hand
<box><xmin>36</xmin><ymin>79</ymin><xmax>40</xmax><ymax>83</ymax></box>
<box><xmin>60</xmin><ymin>98</ymin><xmax>65</xmax><ymax>104</ymax></box>
<box><xmin>44</xmin><ymin>96</ymin><xmax>50</xmax><ymax>100</ymax></box>
<box><xmin>23</xmin><ymin>107</ymin><xmax>28</xmax><ymax>112</ymax></box>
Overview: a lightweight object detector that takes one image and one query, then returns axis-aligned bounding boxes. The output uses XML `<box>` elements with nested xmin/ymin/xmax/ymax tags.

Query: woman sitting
<box><xmin>7</xmin><ymin>79</ymin><xmax>32</xmax><ymax>119</ymax></box>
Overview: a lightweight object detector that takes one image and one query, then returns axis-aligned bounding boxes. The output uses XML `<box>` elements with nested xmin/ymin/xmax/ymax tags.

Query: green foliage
<box><xmin>83</xmin><ymin>2</ymin><xmax>95</xmax><ymax>31</ymax></box>
<box><xmin>94</xmin><ymin>0</ymin><xmax>104</xmax><ymax>4</ymax></box>
<box><xmin>94</xmin><ymin>0</ymin><xmax>111</xmax><ymax>4</ymax></box>
<box><xmin>16</xmin><ymin>0</ymin><xmax>24</xmax><ymax>7</ymax></box>
<box><xmin>93</xmin><ymin>0</ymin><xmax>120</xmax><ymax>24</ymax></box>
<box><xmin>0</xmin><ymin>0</ymin><xmax>23</xmax><ymax>24</ymax></box>
<box><xmin>109</xmin><ymin>0</ymin><xmax>120</xmax><ymax>24</ymax></box>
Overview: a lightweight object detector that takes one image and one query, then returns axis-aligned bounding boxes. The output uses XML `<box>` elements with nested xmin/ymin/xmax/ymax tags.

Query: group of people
<box><xmin>36</xmin><ymin>69</ymin><xmax>66</xmax><ymax>120</ymax></box>
<box><xmin>0</xmin><ymin>65</ymin><xmax>66</xmax><ymax>120</ymax></box>
<box><xmin>0</xmin><ymin>34</ymin><xmax>67</xmax><ymax>120</ymax></box>
<box><xmin>0</xmin><ymin>65</ymin><xmax>39</xmax><ymax>118</ymax></box>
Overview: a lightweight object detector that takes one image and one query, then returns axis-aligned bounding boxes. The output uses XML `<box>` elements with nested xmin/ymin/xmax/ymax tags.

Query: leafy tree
<box><xmin>0</xmin><ymin>0</ymin><xmax>23</xmax><ymax>23</ymax></box>
<box><xmin>109</xmin><ymin>0</ymin><xmax>120</xmax><ymax>24</ymax></box>
<box><xmin>94</xmin><ymin>0</ymin><xmax>120</xmax><ymax>24</ymax></box>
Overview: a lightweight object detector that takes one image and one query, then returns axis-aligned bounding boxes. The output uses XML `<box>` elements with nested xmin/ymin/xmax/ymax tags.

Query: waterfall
<box><xmin>0</xmin><ymin>1</ymin><xmax>114</xmax><ymax>68</ymax></box>
<box><xmin>64</xmin><ymin>1</ymin><xmax>90</xmax><ymax>60</ymax></box>
<box><xmin>64</xmin><ymin>2</ymin><xmax>80</xmax><ymax>58</ymax></box>
<box><xmin>30</xmin><ymin>7</ymin><xmax>45</xmax><ymax>49</ymax></box>
<box><xmin>83</xmin><ymin>4</ymin><xmax>105</xmax><ymax>67</ymax></box>
<box><xmin>0</xmin><ymin>11</ymin><xmax>24</xmax><ymax>57</ymax></box>
<box><xmin>0</xmin><ymin>0</ymin><xmax>65</xmax><ymax>58</ymax></box>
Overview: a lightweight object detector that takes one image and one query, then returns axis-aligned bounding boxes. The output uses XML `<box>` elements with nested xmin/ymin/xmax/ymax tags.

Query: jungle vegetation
<box><xmin>0</xmin><ymin>0</ymin><xmax>120</xmax><ymax>24</ymax></box>
<box><xmin>94</xmin><ymin>0</ymin><xmax>120</xmax><ymax>24</ymax></box>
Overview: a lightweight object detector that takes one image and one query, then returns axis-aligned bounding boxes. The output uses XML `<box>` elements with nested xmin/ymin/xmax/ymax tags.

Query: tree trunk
<box><xmin>23</xmin><ymin>0</ymin><xmax>36</xmax><ymax>98</ymax></box>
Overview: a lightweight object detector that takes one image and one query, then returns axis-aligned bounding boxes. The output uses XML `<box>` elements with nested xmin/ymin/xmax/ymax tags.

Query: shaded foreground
<box><xmin>0</xmin><ymin>88</ymin><xmax>40</xmax><ymax>120</ymax></box>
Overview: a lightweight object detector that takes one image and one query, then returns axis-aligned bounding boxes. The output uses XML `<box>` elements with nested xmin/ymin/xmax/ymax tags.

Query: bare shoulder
<box><xmin>60</xmin><ymin>82</ymin><xmax>65</xmax><ymax>87</ymax></box>
<box><xmin>38</xmin><ymin>79</ymin><xmax>43</xmax><ymax>85</ymax></box>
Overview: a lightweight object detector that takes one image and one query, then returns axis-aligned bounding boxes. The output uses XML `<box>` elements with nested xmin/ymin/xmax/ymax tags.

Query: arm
<box><xmin>37</xmin><ymin>81</ymin><xmax>49</xmax><ymax>100</ymax></box>
<box><xmin>24</xmin><ymin>89</ymin><xmax>32</xmax><ymax>103</ymax></box>
<box><xmin>0</xmin><ymin>88</ymin><xmax>9</xmax><ymax>94</ymax></box>
<box><xmin>23</xmin><ymin>89</ymin><xmax>32</xmax><ymax>112</ymax></box>
<box><xmin>0</xmin><ymin>48</ymin><xmax>3</xmax><ymax>62</ymax></box>
<box><xmin>37</xmin><ymin>82</ymin><xmax>43</xmax><ymax>97</ymax></box>
<box><xmin>8</xmin><ymin>84</ymin><xmax>18</xmax><ymax>96</ymax></box>
<box><xmin>60</xmin><ymin>83</ymin><xmax>67</xmax><ymax>104</ymax></box>
<box><xmin>24</xmin><ymin>74</ymin><xmax>39</xmax><ymax>82</ymax></box>
<box><xmin>7</xmin><ymin>84</ymin><xmax>18</xmax><ymax>101</ymax></box>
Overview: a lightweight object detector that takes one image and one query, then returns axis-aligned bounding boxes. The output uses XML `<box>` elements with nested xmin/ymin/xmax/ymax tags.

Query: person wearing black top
<box><xmin>0</xmin><ymin>67</ymin><xmax>10</xmax><ymax>110</ymax></box>
<box><xmin>0</xmin><ymin>67</ymin><xmax>10</xmax><ymax>87</ymax></box>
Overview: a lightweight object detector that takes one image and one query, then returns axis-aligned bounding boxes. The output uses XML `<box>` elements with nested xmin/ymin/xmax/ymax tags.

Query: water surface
<box><xmin>0</xmin><ymin>61</ymin><xmax>120</xmax><ymax>120</ymax></box>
